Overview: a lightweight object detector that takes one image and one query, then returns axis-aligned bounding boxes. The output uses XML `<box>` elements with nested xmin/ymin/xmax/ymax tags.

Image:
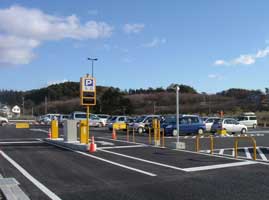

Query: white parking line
<box><xmin>98</xmin><ymin>144</ymin><xmax>146</xmax><ymax>150</ymax></box>
<box><xmin>0</xmin><ymin>151</ymin><xmax>62</xmax><ymax>200</ymax></box>
<box><xmin>244</xmin><ymin>147</ymin><xmax>252</xmax><ymax>159</ymax></box>
<box><xmin>183</xmin><ymin>161</ymin><xmax>257</xmax><ymax>172</ymax></box>
<box><xmin>99</xmin><ymin>149</ymin><xmax>186</xmax><ymax>172</ymax></box>
<box><xmin>44</xmin><ymin>140</ymin><xmax>156</xmax><ymax>177</ymax></box>
<box><xmin>257</xmin><ymin>147</ymin><xmax>268</xmax><ymax>161</ymax></box>
<box><xmin>0</xmin><ymin>141</ymin><xmax>43</xmax><ymax>144</ymax></box>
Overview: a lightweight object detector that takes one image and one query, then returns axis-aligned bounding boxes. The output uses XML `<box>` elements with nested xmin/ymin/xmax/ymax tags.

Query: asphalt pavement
<box><xmin>1</xmin><ymin>125</ymin><xmax>269</xmax><ymax>199</ymax></box>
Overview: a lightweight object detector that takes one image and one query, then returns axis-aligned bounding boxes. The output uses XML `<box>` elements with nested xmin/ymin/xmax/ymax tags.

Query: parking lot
<box><xmin>0</xmin><ymin>125</ymin><xmax>269</xmax><ymax>199</ymax></box>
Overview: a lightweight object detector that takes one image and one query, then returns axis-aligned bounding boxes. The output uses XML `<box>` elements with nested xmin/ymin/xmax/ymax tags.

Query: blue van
<box><xmin>164</xmin><ymin>115</ymin><xmax>205</xmax><ymax>135</ymax></box>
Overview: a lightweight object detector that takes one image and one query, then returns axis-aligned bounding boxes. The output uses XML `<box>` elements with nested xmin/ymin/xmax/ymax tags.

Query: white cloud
<box><xmin>233</xmin><ymin>55</ymin><xmax>255</xmax><ymax>65</ymax></box>
<box><xmin>0</xmin><ymin>35</ymin><xmax>40</xmax><ymax>65</ymax></box>
<box><xmin>214</xmin><ymin>47</ymin><xmax>269</xmax><ymax>66</ymax></box>
<box><xmin>0</xmin><ymin>5</ymin><xmax>113</xmax><ymax>66</ymax></box>
<box><xmin>123</xmin><ymin>23</ymin><xmax>144</xmax><ymax>34</ymax></box>
<box><xmin>143</xmin><ymin>37</ymin><xmax>166</xmax><ymax>48</ymax></box>
<box><xmin>47</xmin><ymin>79</ymin><xmax>68</xmax><ymax>86</ymax></box>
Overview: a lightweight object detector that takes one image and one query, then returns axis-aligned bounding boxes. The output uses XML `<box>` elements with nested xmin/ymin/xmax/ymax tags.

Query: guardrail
<box><xmin>234</xmin><ymin>136</ymin><xmax>257</xmax><ymax>160</ymax></box>
<box><xmin>196</xmin><ymin>134</ymin><xmax>214</xmax><ymax>154</ymax></box>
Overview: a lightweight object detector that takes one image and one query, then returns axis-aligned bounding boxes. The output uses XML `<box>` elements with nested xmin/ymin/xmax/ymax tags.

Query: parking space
<box><xmin>2</xmin><ymin>126</ymin><xmax>269</xmax><ymax>199</ymax></box>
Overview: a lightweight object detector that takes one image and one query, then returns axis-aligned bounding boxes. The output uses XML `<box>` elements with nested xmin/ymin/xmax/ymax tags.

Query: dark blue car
<box><xmin>164</xmin><ymin>115</ymin><xmax>205</xmax><ymax>135</ymax></box>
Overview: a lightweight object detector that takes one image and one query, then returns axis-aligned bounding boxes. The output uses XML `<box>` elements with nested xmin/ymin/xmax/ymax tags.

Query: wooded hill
<box><xmin>0</xmin><ymin>82</ymin><xmax>268</xmax><ymax>116</ymax></box>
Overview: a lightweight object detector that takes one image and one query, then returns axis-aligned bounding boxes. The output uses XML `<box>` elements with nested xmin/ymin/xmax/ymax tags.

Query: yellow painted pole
<box><xmin>234</xmin><ymin>139</ymin><xmax>238</xmax><ymax>158</ymax></box>
<box><xmin>51</xmin><ymin>120</ymin><xmax>59</xmax><ymax>139</ymax></box>
<box><xmin>86</xmin><ymin>106</ymin><xmax>90</xmax><ymax>144</ymax></box>
<box><xmin>126</xmin><ymin>126</ymin><xmax>129</xmax><ymax>142</ymax></box>
<box><xmin>196</xmin><ymin>136</ymin><xmax>200</xmax><ymax>152</ymax></box>
<box><xmin>252</xmin><ymin>138</ymin><xmax>257</xmax><ymax>160</ymax></box>
<box><xmin>210</xmin><ymin>135</ymin><xmax>213</xmax><ymax>155</ymax></box>
<box><xmin>80</xmin><ymin>120</ymin><xmax>87</xmax><ymax>143</ymax></box>
<box><xmin>149</xmin><ymin>128</ymin><xmax>151</xmax><ymax>144</ymax></box>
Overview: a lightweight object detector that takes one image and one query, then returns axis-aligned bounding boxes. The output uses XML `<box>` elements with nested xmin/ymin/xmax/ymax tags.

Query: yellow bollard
<box><xmin>51</xmin><ymin>120</ymin><xmax>59</xmax><ymax>139</ymax></box>
<box><xmin>196</xmin><ymin>135</ymin><xmax>200</xmax><ymax>152</ymax></box>
<box><xmin>80</xmin><ymin>120</ymin><xmax>87</xmax><ymax>144</ymax></box>
<box><xmin>149</xmin><ymin>128</ymin><xmax>151</xmax><ymax>144</ymax></box>
<box><xmin>126</xmin><ymin>126</ymin><xmax>129</xmax><ymax>142</ymax></box>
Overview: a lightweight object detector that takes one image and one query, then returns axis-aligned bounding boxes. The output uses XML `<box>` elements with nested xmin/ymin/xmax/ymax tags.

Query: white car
<box><xmin>0</xmin><ymin>116</ymin><xmax>8</xmax><ymax>126</ymax></box>
<box><xmin>96</xmin><ymin>114</ymin><xmax>110</xmax><ymax>126</ymax></box>
<box><xmin>211</xmin><ymin>118</ymin><xmax>248</xmax><ymax>134</ymax></box>
<box><xmin>237</xmin><ymin>113</ymin><xmax>257</xmax><ymax>128</ymax></box>
<box><xmin>204</xmin><ymin>117</ymin><xmax>220</xmax><ymax>132</ymax></box>
<box><xmin>129</xmin><ymin>115</ymin><xmax>160</xmax><ymax>134</ymax></box>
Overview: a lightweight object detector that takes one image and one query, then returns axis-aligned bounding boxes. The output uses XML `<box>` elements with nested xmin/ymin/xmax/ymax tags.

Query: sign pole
<box><xmin>86</xmin><ymin>105</ymin><xmax>90</xmax><ymax>144</ymax></box>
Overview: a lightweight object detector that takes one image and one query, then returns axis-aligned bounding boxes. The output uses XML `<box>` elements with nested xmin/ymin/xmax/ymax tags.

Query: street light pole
<box><xmin>176</xmin><ymin>86</ymin><xmax>180</xmax><ymax>145</ymax></box>
<box><xmin>87</xmin><ymin>58</ymin><xmax>98</xmax><ymax>77</ymax></box>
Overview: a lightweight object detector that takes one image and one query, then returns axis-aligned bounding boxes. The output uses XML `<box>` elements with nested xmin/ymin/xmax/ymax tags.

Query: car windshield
<box><xmin>110</xmin><ymin>116</ymin><xmax>117</xmax><ymax>122</ymax></box>
<box><xmin>135</xmin><ymin>116</ymin><xmax>146</xmax><ymax>123</ymax></box>
<box><xmin>164</xmin><ymin>116</ymin><xmax>176</xmax><ymax>123</ymax></box>
<box><xmin>212</xmin><ymin>118</ymin><xmax>223</xmax><ymax>124</ymax></box>
<box><xmin>75</xmin><ymin>114</ymin><xmax>86</xmax><ymax>119</ymax></box>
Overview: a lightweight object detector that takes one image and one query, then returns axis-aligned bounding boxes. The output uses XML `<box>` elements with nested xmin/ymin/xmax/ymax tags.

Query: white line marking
<box><xmin>206</xmin><ymin>150</ymin><xmax>211</xmax><ymax>153</ymax></box>
<box><xmin>232</xmin><ymin>149</ymin><xmax>235</xmax><ymax>157</ymax></box>
<box><xmin>183</xmin><ymin>161</ymin><xmax>257</xmax><ymax>172</ymax></box>
<box><xmin>184</xmin><ymin>136</ymin><xmax>188</xmax><ymax>139</ymax></box>
<box><xmin>0</xmin><ymin>141</ymin><xmax>43</xmax><ymax>144</ymax></box>
<box><xmin>200</xmin><ymin>136</ymin><xmax>204</xmax><ymax>138</ymax></box>
<box><xmin>219</xmin><ymin>149</ymin><xmax>224</xmax><ymax>155</ymax></box>
<box><xmin>0</xmin><ymin>151</ymin><xmax>62</xmax><ymax>200</ymax></box>
<box><xmin>99</xmin><ymin>149</ymin><xmax>187</xmax><ymax>172</ymax></box>
<box><xmin>44</xmin><ymin>140</ymin><xmax>156</xmax><ymax>177</ymax></box>
<box><xmin>96</xmin><ymin>136</ymin><xmax>145</xmax><ymax>145</ymax></box>
<box><xmin>98</xmin><ymin>144</ymin><xmax>146</xmax><ymax>150</ymax></box>
<box><xmin>244</xmin><ymin>147</ymin><xmax>252</xmax><ymax>159</ymax></box>
<box><xmin>257</xmin><ymin>147</ymin><xmax>268</xmax><ymax>161</ymax></box>
<box><xmin>192</xmin><ymin>136</ymin><xmax>196</xmax><ymax>139</ymax></box>
<box><xmin>30</xmin><ymin>129</ymin><xmax>49</xmax><ymax>133</ymax></box>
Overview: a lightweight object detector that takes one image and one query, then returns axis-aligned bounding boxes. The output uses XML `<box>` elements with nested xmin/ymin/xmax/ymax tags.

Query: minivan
<box><xmin>237</xmin><ymin>112</ymin><xmax>257</xmax><ymax>128</ymax></box>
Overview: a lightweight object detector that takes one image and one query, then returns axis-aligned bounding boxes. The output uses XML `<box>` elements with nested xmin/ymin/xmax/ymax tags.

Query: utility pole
<box><xmin>44</xmin><ymin>96</ymin><xmax>47</xmax><ymax>114</ymax></box>
<box><xmin>176</xmin><ymin>86</ymin><xmax>180</xmax><ymax>145</ymax></box>
<box><xmin>22</xmin><ymin>96</ymin><xmax>25</xmax><ymax>116</ymax></box>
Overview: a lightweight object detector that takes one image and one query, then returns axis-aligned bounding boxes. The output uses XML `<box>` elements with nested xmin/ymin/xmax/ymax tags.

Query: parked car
<box><xmin>164</xmin><ymin>115</ymin><xmax>206</xmax><ymax>136</ymax></box>
<box><xmin>204</xmin><ymin>117</ymin><xmax>220</xmax><ymax>132</ymax></box>
<box><xmin>237</xmin><ymin>112</ymin><xmax>257</xmax><ymax>129</ymax></box>
<box><xmin>108</xmin><ymin>116</ymin><xmax>128</xmax><ymax>131</ymax></box>
<box><xmin>70</xmin><ymin>112</ymin><xmax>103</xmax><ymax>127</ymax></box>
<box><xmin>96</xmin><ymin>114</ymin><xmax>110</xmax><ymax>126</ymax></box>
<box><xmin>0</xmin><ymin>116</ymin><xmax>8</xmax><ymax>126</ymax></box>
<box><xmin>130</xmin><ymin>115</ymin><xmax>161</xmax><ymax>134</ymax></box>
<box><xmin>59</xmin><ymin>114</ymin><xmax>70</xmax><ymax>125</ymax></box>
<box><xmin>211</xmin><ymin>118</ymin><xmax>248</xmax><ymax>134</ymax></box>
<box><xmin>38</xmin><ymin>113</ymin><xmax>60</xmax><ymax>125</ymax></box>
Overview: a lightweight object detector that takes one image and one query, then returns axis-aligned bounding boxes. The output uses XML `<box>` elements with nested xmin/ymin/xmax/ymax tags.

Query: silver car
<box><xmin>211</xmin><ymin>118</ymin><xmax>248</xmax><ymax>134</ymax></box>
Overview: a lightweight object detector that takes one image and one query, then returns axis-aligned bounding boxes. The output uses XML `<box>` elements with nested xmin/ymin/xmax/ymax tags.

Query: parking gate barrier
<box><xmin>80</xmin><ymin>120</ymin><xmax>88</xmax><ymax>144</ymax></box>
<box><xmin>234</xmin><ymin>136</ymin><xmax>257</xmax><ymax>160</ymax></box>
<box><xmin>51</xmin><ymin>120</ymin><xmax>59</xmax><ymax>139</ymax></box>
<box><xmin>196</xmin><ymin>134</ymin><xmax>214</xmax><ymax>154</ymax></box>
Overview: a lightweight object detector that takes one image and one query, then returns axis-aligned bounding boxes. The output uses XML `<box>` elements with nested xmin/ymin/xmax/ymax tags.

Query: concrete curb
<box><xmin>44</xmin><ymin>138</ymin><xmax>89</xmax><ymax>152</ymax></box>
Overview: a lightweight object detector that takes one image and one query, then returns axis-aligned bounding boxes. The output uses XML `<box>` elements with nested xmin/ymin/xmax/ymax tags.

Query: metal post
<box><xmin>133</xmin><ymin>128</ymin><xmax>135</xmax><ymax>143</ymax></box>
<box><xmin>86</xmin><ymin>106</ymin><xmax>90</xmax><ymax>144</ymax></box>
<box><xmin>210</xmin><ymin>135</ymin><xmax>213</xmax><ymax>155</ymax></box>
<box><xmin>149</xmin><ymin>128</ymin><xmax>151</xmax><ymax>144</ymax></box>
<box><xmin>176</xmin><ymin>86</ymin><xmax>180</xmax><ymax>145</ymax></box>
<box><xmin>126</xmin><ymin>126</ymin><xmax>129</xmax><ymax>142</ymax></box>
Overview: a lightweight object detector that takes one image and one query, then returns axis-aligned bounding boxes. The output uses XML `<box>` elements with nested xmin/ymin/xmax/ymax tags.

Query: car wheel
<box><xmin>1</xmin><ymin>121</ymin><xmax>7</xmax><ymax>126</ymax></box>
<box><xmin>253</xmin><ymin>124</ymin><xmax>257</xmax><ymax>129</ymax></box>
<box><xmin>173</xmin><ymin>129</ymin><xmax>178</xmax><ymax>136</ymax></box>
<box><xmin>137</xmin><ymin>127</ymin><xmax>143</xmax><ymax>134</ymax></box>
<box><xmin>241</xmin><ymin>128</ymin><xmax>247</xmax><ymax>134</ymax></box>
<box><xmin>198</xmin><ymin>128</ymin><xmax>204</xmax><ymax>135</ymax></box>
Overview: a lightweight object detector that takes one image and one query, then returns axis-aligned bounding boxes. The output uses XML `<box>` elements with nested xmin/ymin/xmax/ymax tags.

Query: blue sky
<box><xmin>0</xmin><ymin>0</ymin><xmax>269</xmax><ymax>93</ymax></box>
